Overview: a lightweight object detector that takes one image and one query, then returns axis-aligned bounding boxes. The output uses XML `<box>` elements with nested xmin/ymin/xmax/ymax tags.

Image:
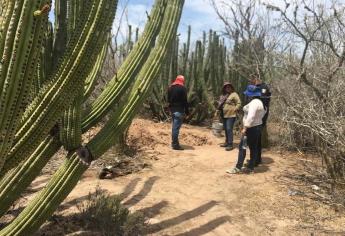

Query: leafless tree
<box><xmin>212</xmin><ymin>0</ymin><xmax>345</xmax><ymax>189</ymax></box>
<box><xmin>210</xmin><ymin>0</ymin><xmax>283</xmax><ymax>80</ymax></box>
<box><xmin>265</xmin><ymin>1</ymin><xmax>345</xmax><ymax>184</ymax></box>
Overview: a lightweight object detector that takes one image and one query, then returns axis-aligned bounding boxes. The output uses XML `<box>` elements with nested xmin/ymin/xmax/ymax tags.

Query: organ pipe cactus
<box><xmin>0</xmin><ymin>0</ymin><xmax>184</xmax><ymax>234</ymax></box>
<box><xmin>0</xmin><ymin>0</ymin><xmax>48</xmax><ymax>169</ymax></box>
<box><xmin>147</xmin><ymin>28</ymin><xmax>229</xmax><ymax>123</ymax></box>
<box><xmin>1</xmin><ymin>0</ymin><xmax>116</xmax><ymax>176</ymax></box>
<box><xmin>0</xmin><ymin>0</ymin><xmax>169</xmax><ymax>218</ymax></box>
<box><xmin>0</xmin><ymin>1</ymin><xmax>184</xmax><ymax>235</ymax></box>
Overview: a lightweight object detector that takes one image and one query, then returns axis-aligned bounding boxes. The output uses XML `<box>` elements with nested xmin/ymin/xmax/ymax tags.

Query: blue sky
<box><xmin>113</xmin><ymin>0</ymin><xmax>225</xmax><ymax>43</ymax></box>
<box><xmin>49</xmin><ymin>0</ymin><xmax>224</xmax><ymax>43</ymax></box>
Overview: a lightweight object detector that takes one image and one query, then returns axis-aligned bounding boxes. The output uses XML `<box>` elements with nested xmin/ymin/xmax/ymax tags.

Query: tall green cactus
<box><xmin>0</xmin><ymin>0</ymin><xmax>169</xmax><ymax>218</ymax></box>
<box><xmin>0</xmin><ymin>0</ymin><xmax>185</xmax><ymax>234</ymax></box>
<box><xmin>0</xmin><ymin>0</ymin><xmax>48</xmax><ymax>169</ymax></box>
<box><xmin>147</xmin><ymin>28</ymin><xmax>229</xmax><ymax>123</ymax></box>
<box><xmin>0</xmin><ymin>1</ymin><xmax>184</xmax><ymax>235</ymax></box>
<box><xmin>1</xmin><ymin>0</ymin><xmax>117</xmax><ymax>176</ymax></box>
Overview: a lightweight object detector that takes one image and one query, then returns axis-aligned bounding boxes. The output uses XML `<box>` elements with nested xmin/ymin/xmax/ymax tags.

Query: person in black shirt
<box><xmin>168</xmin><ymin>75</ymin><xmax>189</xmax><ymax>150</ymax></box>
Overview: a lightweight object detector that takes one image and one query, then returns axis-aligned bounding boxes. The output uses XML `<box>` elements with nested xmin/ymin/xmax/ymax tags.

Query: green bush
<box><xmin>77</xmin><ymin>187</ymin><xmax>146</xmax><ymax>236</ymax></box>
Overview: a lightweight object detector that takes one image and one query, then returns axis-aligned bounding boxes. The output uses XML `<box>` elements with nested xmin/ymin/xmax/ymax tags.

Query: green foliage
<box><xmin>77</xmin><ymin>187</ymin><xmax>146</xmax><ymax>236</ymax></box>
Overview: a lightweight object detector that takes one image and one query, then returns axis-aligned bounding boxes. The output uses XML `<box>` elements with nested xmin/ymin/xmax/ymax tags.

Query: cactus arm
<box><xmin>0</xmin><ymin>0</ymin><xmax>48</xmax><ymax>169</ymax></box>
<box><xmin>0</xmin><ymin>136</ymin><xmax>61</xmax><ymax>217</ymax></box>
<box><xmin>0</xmin><ymin>0</ymin><xmax>164</xmax><ymax>217</ymax></box>
<box><xmin>0</xmin><ymin>0</ymin><xmax>117</xmax><ymax>176</ymax></box>
<box><xmin>81</xmin><ymin>0</ymin><xmax>168</xmax><ymax>131</ymax></box>
<box><xmin>0</xmin><ymin>0</ymin><xmax>15</xmax><ymax>55</ymax></box>
<box><xmin>52</xmin><ymin>0</ymin><xmax>68</xmax><ymax>68</ymax></box>
<box><xmin>60</xmin><ymin>91</ymin><xmax>83</xmax><ymax>151</ymax></box>
<box><xmin>83</xmin><ymin>38</ymin><xmax>109</xmax><ymax>99</ymax></box>
<box><xmin>0</xmin><ymin>1</ymin><xmax>184</xmax><ymax>235</ymax></box>
<box><xmin>88</xmin><ymin>0</ymin><xmax>184</xmax><ymax>157</ymax></box>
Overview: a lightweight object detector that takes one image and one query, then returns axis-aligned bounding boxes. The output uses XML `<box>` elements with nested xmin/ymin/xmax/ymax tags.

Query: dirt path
<box><xmin>32</xmin><ymin>119</ymin><xmax>344</xmax><ymax>235</ymax></box>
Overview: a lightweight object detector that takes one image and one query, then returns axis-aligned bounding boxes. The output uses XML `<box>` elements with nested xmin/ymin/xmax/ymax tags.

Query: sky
<box><xmin>49</xmin><ymin>0</ymin><xmax>345</xmax><ymax>46</ymax></box>
<box><xmin>113</xmin><ymin>0</ymin><xmax>225</xmax><ymax>43</ymax></box>
<box><xmin>49</xmin><ymin>0</ymin><xmax>225</xmax><ymax>44</ymax></box>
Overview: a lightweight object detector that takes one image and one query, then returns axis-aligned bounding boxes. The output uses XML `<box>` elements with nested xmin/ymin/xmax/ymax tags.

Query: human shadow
<box><xmin>180</xmin><ymin>145</ymin><xmax>195</xmax><ymax>150</ymax></box>
<box><xmin>217</xmin><ymin>141</ymin><xmax>240</xmax><ymax>148</ymax></box>
<box><xmin>262</xmin><ymin>156</ymin><xmax>274</xmax><ymax>165</ymax></box>
<box><xmin>254</xmin><ymin>165</ymin><xmax>269</xmax><ymax>174</ymax></box>
<box><xmin>145</xmin><ymin>200</ymin><xmax>218</xmax><ymax>234</ymax></box>
<box><xmin>254</xmin><ymin>157</ymin><xmax>274</xmax><ymax>174</ymax></box>
<box><xmin>173</xmin><ymin>216</ymin><xmax>231</xmax><ymax>236</ymax></box>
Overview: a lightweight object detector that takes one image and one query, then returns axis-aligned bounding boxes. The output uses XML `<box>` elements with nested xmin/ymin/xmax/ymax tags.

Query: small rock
<box><xmin>311</xmin><ymin>185</ymin><xmax>320</xmax><ymax>191</ymax></box>
<box><xmin>288</xmin><ymin>189</ymin><xmax>304</xmax><ymax>196</ymax></box>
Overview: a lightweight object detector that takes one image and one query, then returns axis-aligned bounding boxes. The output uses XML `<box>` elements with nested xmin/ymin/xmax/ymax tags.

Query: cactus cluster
<box><xmin>146</xmin><ymin>28</ymin><xmax>229</xmax><ymax>123</ymax></box>
<box><xmin>146</xmin><ymin>27</ymin><xmax>266</xmax><ymax>124</ymax></box>
<box><xmin>0</xmin><ymin>0</ymin><xmax>185</xmax><ymax>234</ymax></box>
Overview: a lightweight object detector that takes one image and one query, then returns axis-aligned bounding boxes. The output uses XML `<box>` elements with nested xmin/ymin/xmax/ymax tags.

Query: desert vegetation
<box><xmin>0</xmin><ymin>0</ymin><xmax>344</xmax><ymax>235</ymax></box>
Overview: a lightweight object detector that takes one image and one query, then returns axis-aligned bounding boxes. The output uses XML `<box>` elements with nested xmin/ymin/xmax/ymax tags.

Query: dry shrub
<box><xmin>77</xmin><ymin>187</ymin><xmax>146</xmax><ymax>236</ymax></box>
<box><xmin>274</xmin><ymin>60</ymin><xmax>345</xmax><ymax>179</ymax></box>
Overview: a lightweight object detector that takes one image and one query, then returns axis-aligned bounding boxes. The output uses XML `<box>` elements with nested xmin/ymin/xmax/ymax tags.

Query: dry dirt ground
<box><xmin>5</xmin><ymin>118</ymin><xmax>345</xmax><ymax>235</ymax></box>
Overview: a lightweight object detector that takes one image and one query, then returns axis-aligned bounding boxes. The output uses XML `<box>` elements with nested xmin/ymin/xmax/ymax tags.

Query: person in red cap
<box><xmin>168</xmin><ymin>75</ymin><xmax>189</xmax><ymax>150</ymax></box>
<box><xmin>217</xmin><ymin>82</ymin><xmax>241</xmax><ymax>151</ymax></box>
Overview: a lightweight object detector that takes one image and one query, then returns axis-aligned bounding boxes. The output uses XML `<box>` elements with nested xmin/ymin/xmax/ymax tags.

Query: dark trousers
<box><xmin>223</xmin><ymin>117</ymin><xmax>236</xmax><ymax>146</ymax></box>
<box><xmin>258</xmin><ymin>107</ymin><xmax>269</xmax><ymax>164</ymax></box>
<box><xmin>172</xmin><ymin>112</ymin><xmax>184</xmax><ymax>147</ymax></box>
<box><xmin>257</xmin><ymin>136</ymin><xmax>262</xmax><ymax>165</ymax></box>
<box><xmin>236</xmin><ymin>125</ymin><xmax>262</xmax><ymax>170</ymax></box>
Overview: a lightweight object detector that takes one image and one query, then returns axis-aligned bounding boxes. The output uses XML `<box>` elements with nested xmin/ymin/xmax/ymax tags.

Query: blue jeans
<box><xmin>236</xmin><ymin>125</ymin><xmax>262</xmax><ymax>170</ymax></box>
<box><xmin>172</xmin><ymin>112</ymin><xmax>184</xmax><ymax>147</ymax></box>
<box><xmin>223</xmin><ymin>117</ymin><xmax>236</xmax><ymax>146</ymax></box>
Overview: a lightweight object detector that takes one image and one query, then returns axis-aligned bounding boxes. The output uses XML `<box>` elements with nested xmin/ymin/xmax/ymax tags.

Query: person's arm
<box><xmin>234</xmin><ymin>93</ymin><xmax>241</xmax><ymax>111</ymax></box>
<box><xmin>217</xmin><ymin>95</ymin><xmax>226</xmax><ymax>110</ymax></box>
<box><xmin>243</xmin><ymin>101</ymin><xmax>256</xmax><ymax>128</ymax></box>
<box><xmin>167</xmin><ymin>87</ymin><xmax>172</xmax><ymax>104</ymax></box>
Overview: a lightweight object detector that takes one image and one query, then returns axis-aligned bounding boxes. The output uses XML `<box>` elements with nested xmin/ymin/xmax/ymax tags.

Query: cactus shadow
<box><xmin>145</xmin><ymin>200</ymin><xmax>219</xmax><ymax>234</ymax></box>
<box><xmin>173</xmin><ymin>216</ymin><xmax>231</xmax><ymax>236</ymax></box>
<box><xmin>35</xmin><ymin>188</ymin><xmax>225</xmax><ymax>236</ymax></box>
<box><xmin>123</xmin><ymin>176</ymin><xmax>160</xmax><ymax>206</ymax></box>
<box><xmin>58</xmin><ymin>177</ymin><xmax>142</xmax><ymax>211</ymax></box>
<box><xmin>137</xmin><ymin>200</ymin><xmax>169</xmax><ymax>218</ymax></box>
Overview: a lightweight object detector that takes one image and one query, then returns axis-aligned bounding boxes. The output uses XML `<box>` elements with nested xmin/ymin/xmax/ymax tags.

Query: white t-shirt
<box><xmin>243</xmin><ymin>99</ymin><xmax>266</xmax><ymax>128</ymax></box>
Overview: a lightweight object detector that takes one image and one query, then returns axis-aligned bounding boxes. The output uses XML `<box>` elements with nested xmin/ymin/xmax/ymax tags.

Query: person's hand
<box><xmin>241</xmin><ymin>128</ymin><xmax>247</xmax><ymax>136</ymax></box>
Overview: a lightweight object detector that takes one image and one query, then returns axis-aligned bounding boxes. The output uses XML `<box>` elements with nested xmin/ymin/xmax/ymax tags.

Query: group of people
<box><xmin>167</xmin><ymin>74</ymin><xmax>271</xmax><ymax>174</ymax></box>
